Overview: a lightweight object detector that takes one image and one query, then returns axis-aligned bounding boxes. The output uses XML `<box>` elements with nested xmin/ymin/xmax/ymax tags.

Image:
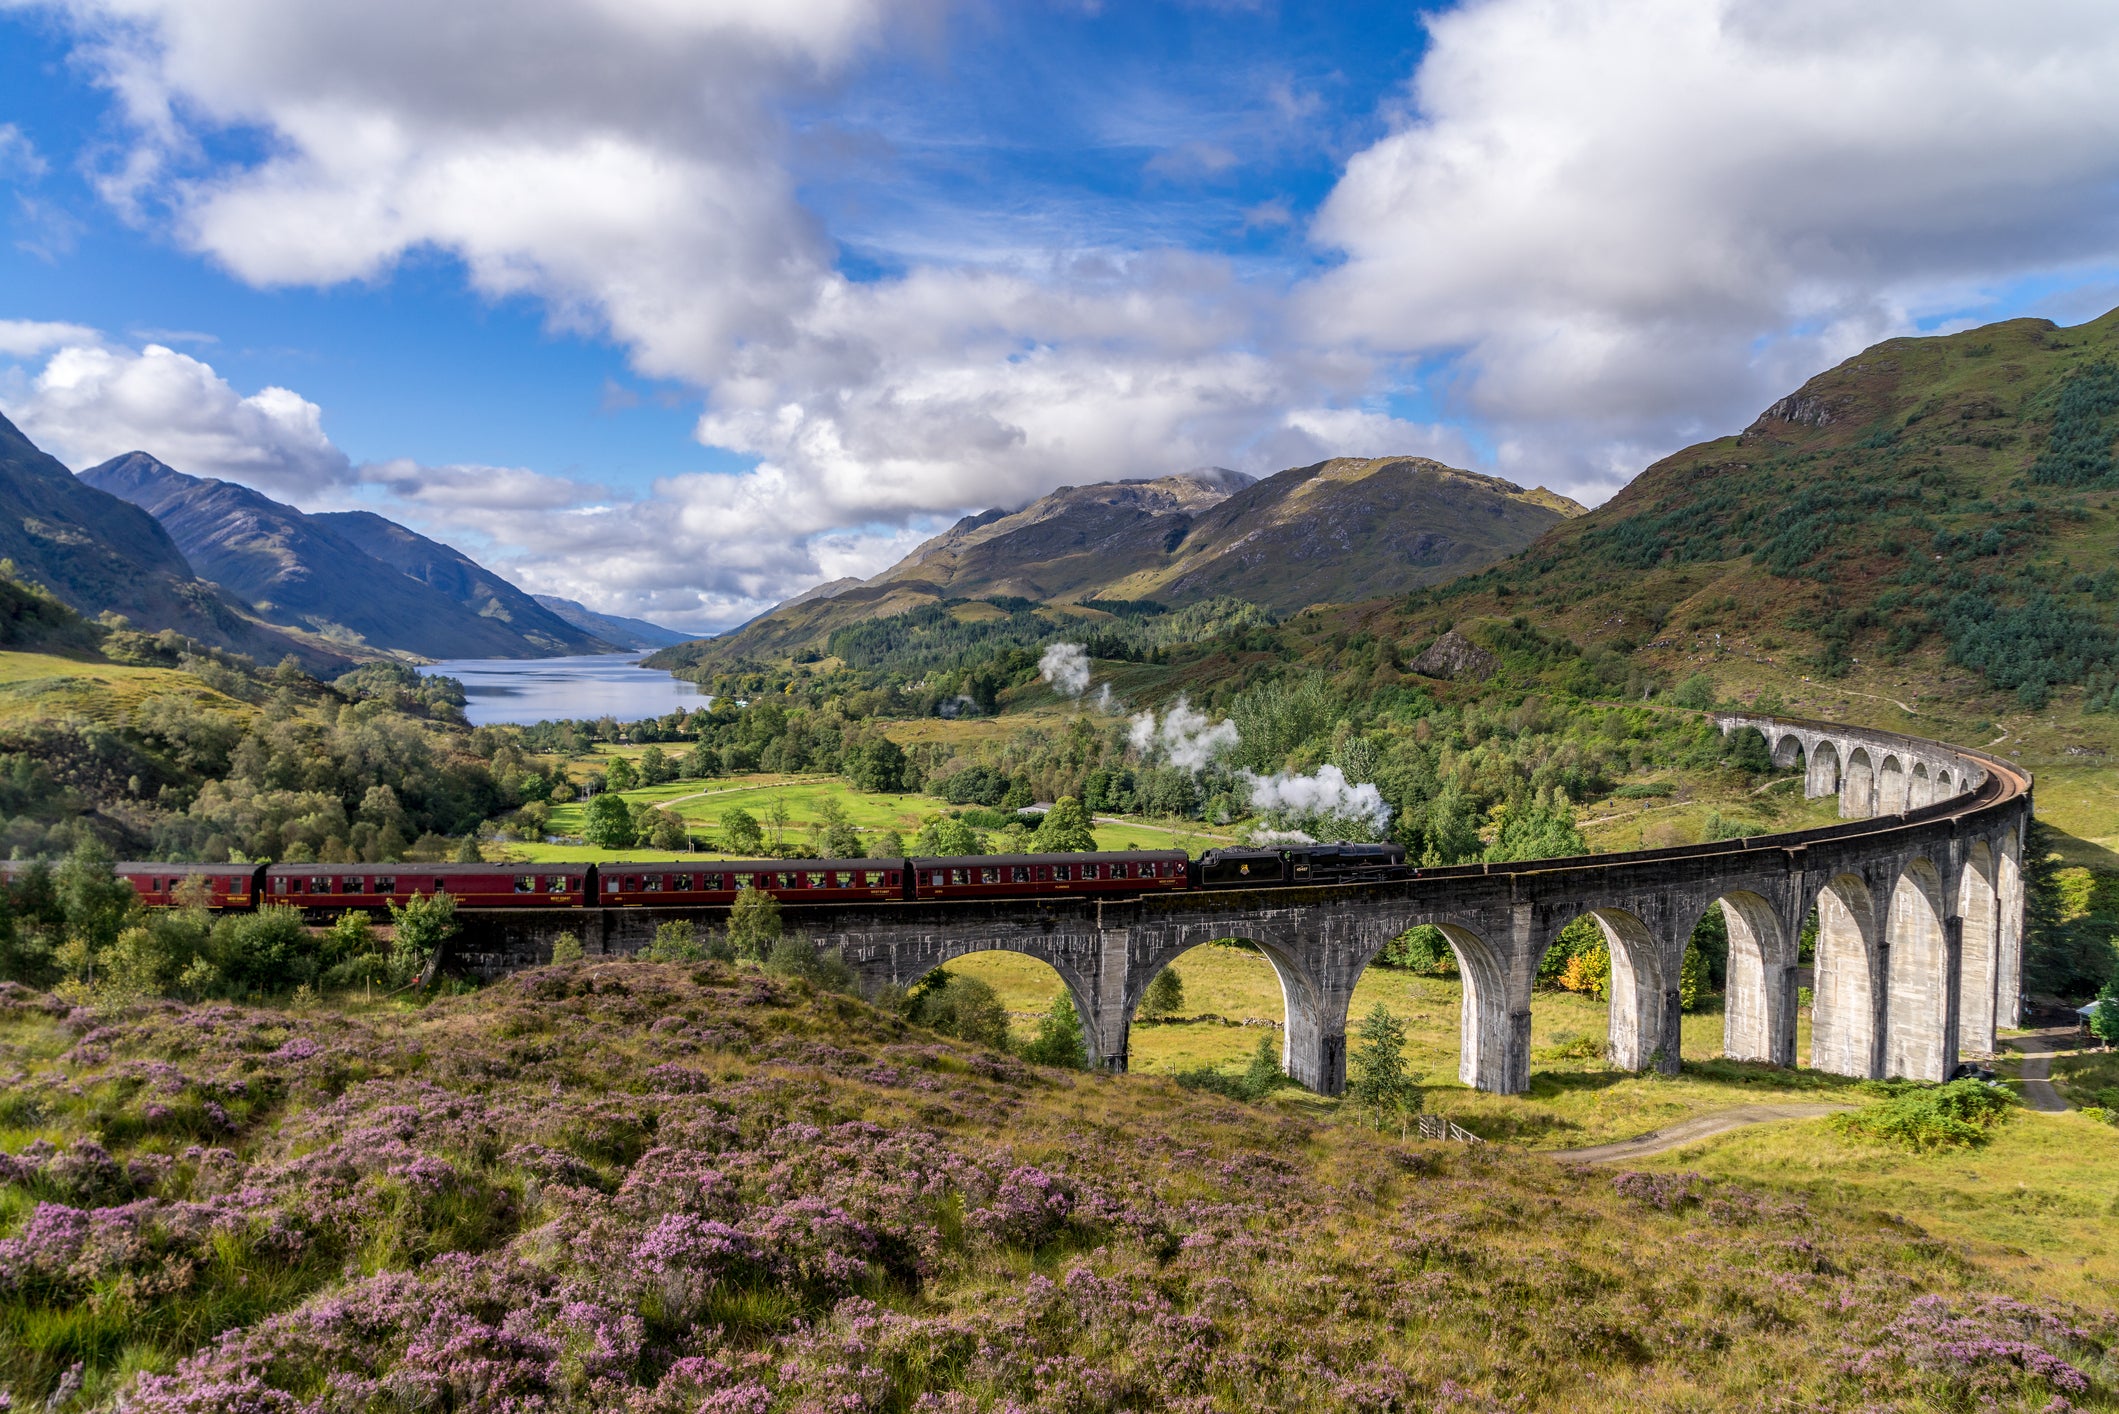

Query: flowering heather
<box><xmin>0</xmin><ymin>961</ymin><xmax>2111</xmax><ymax>1411</ymax></box>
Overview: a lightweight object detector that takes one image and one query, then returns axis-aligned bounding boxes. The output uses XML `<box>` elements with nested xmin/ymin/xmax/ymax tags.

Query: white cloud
<box><xmin>1304</xmin><ymin>0</ymin><xmax>2119</xmax><ymax>497</ymax></box>
<box><xmin>9</xmin><ymin>340</ymin><xmax>353</xmax><ymax>493</ymax></box>
<box><xmin>0</xmin><ymin>124</ymin><xmax>46</xmax><ymax>181</ymax></box>
<box><xmin>0</xmin><ymin>319</ymin><xmax>99</xmax><ymax>358</ymax></box>
<box><xmin>15</xmin><ymin>0</ymin><xmax>2119</xmax><ymax>621</ymax></box>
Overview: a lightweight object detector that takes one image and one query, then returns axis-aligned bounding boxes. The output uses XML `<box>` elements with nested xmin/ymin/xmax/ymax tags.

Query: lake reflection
<box><xmin>417</xmin><ymin>654</ymin><xmax>708</xmax><ymax>726</ymax></box>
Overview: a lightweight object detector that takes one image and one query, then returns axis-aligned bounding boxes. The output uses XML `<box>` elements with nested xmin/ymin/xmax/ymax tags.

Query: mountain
<box><xmin>0</xmin><ymin>414</ymin><xmax>354</xmax><ymax>668</ymax></box>
<box><xmin>657</xmin><ymin>460</ymin><xmax>1579</xmax><ymax>669</ymax></box>
<box><xmin>80</xmin><ymin>454</ymin><xmax>612</xmax><ymax>659</ymax></box>
<box><xmin>531</xmin><ymin>594</ymin><xmax>691</xmax><ymax>650</ymax></box>
<box><xmin>308</xmin><ymin>511</ymin><xmax>615</xmax><ymax>656</ymax></box>
<box><xmin>1348</xmin><ymin>306</ymin><xmax>2119</xmax><ymax>731</ymax></box>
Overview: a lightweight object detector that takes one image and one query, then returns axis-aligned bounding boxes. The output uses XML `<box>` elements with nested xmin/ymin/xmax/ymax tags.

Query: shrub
<box><xmin>1829</xmin><ymin>1079</ymin><xmax>2015</xmax><ymax>1151</ymax></box>
<box><xmin>549</xmin><ymin>931</ymin><xmax>585</xmax><ymax>964</ymax></box>
<box><xmin>1679</xmin><ymin>942</ymin><xmax>1710</xmax><ymax>1012</ymax></box>
<box><xmin>208</xmin><ymin>906</ymin><xmax>315</xmax><ymax>996</ymax></box>
<box><xmin>1018</xmin><ymin>992</ymin><xmax>1089</xmax><ymax>1068</ymax></box>
<box><xmin>1174</xmin><ymin>1034</ymin><xmax>1290</xmax><ymax>1102</ymax></box>
<box><xmin>1670</xmin><ymin>673</ymin><xmax>1718</xmax><ymax>710</ymax></box>
<box><xmin>1032</xmin><ymin>796</ymin><xmax>1097</xmax><ymax>852</ymax></box>
<box><xmin>909</xmin><ymin>971</ymin><xmax>1011</xmax><ymax>1049</ymax></box>
<box><xmin>645</xmin><ymin>920</ymin><xmax>703</xmax><ymax>962</ymax></box>
<box><xmin>387</xmin><ymin>890</ymin><xmax>458</xmax><ymax>987</ymax></box>
<box><xmin>1382</xmin><ymin>924</ymin><xmax>1457</xmax><ymax>975</ymax></box>
<box><xmin>728</xmin><ymin>886</ymin><xmax>783</xmax><ymax>961</ymax></box>
<box><xmin>762</xmin><ymin>935</ymin><xmax>856</xmax><ymax>993</ymax></box>
<box><xmin>1140</xmin><ymin>966</ymin><xmax>1184</xmax><ymax>1019</ymax></box>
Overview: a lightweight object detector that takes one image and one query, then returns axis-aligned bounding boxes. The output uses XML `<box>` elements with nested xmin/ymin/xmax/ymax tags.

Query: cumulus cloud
<box><xmin>16</xmin><ymin>0</ymin><xmax>2119</xmax><ymax>613</ymax></box>
<box><xmin>0</xmin><ymin>319</ymin><xmax>99</xmax><ymax>358</ymax></box>
<box><xmin>9</xmin><ymin>340</ymin><xmax>352</xmax><ymax>493</ymax></box>
<box><xmin>1304</xmin><ymin>0</ymin><xmax>2119</xmax><ymax>496</ymax></box>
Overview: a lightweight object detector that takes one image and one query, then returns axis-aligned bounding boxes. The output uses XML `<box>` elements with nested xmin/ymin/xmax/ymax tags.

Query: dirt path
<box><xmin>2004</xmin><ymin>1028</ymin><xmax>2075</xmax><ymax>1113</ymax></box>
<box><xmin>1551</xmin><ymin>1103</ymin><xmax>1856</xmax><ymax>1163</ymax></box>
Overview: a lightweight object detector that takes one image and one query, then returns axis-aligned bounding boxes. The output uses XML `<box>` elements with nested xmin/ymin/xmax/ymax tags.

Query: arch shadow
<box><xmin>1842</xmin><ymin>748</ymin><xmax>1876</xmax><ymax>818</ymax></box>
<box><xmin>1809</xmin><ymin>873</ymin><xmax>1881</xmax><ymax>1077</ymax></box>
<box><xmin>1883</xmin><ymin>857</ymin><xmax>1950</xmax><ymax>1081</ymax></box>
<box><xmin>1807</xmin><ymin>738</ymin><xmax>1842</xmax><ymax>799</ymax></box>
<box><xmin>1703</xmin><ymin>889</ymin><xmax>1795</xmax><ymax>1066</ymax></box>
<box><xmin>1877</xmin><ymin>755</ymin><xmax>1909</xmax><ymax>815</ymax></box>
<box><xmin>1957</xmin><ymin>841</ymin><xmax>1998</xmax><ymax>1055</ymax></box>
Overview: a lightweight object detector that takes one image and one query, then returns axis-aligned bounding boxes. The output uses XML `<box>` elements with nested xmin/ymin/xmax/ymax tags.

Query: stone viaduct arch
<box><xmin>448</xmin><ymin>713</ymin><xmax>2031</xmax><ymax>1096</ymax></box>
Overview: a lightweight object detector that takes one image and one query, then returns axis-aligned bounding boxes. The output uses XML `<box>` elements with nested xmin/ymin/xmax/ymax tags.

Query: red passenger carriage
<box><xmin>909</xmin><ymin>850</ymin><xmax>1189</xmax><ymax>901</ymax></box>
<box><xmin>599</xmin><ymin>859</ymin><xmax>902</xmax><ymax>907</ymax></box>
<box><xmin>263</xmin><ymin>862</ymin><xmax>589</xmax><ymax>909</ymax></box>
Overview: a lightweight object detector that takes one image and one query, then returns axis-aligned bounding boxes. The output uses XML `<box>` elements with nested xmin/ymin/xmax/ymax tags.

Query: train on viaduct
<box><xmin>447</xmin><ymin>712</ymin><xmax>2032</xmax><ymax>1097</ymax></box>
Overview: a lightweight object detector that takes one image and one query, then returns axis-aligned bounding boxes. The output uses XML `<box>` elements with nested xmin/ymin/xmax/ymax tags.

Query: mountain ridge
<box><xmin>79</xmin><ymin>454</ymin><xmax>612</xmax><ymax>660</ymax></box>
<box><xmin>655</xmin><ymin>458</ymin><xmax>1579</xmax><ymax>670</ymax></box>
<box><xmin>0</xmin><ymin>414</ymin><xmax>358</xmax><ymax>669</ymax></box>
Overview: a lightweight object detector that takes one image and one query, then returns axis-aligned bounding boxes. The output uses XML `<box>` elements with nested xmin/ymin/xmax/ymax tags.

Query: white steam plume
<box><xmin>1128</xmin><ymin>696</ymin><xmax>1239</xmax><ymax>772</ymax></box>
<box><xmin>1241</xmin><ymin>764</ymin><xmax>1393</xmax><ymax>838</ymax></box>
<box><xmin>1039</xmin><ymin>642</ymin><xmax>1091</xmax><ymax>697</ymax></box>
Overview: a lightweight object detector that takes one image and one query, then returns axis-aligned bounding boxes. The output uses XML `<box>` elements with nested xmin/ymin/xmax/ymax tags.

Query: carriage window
<box><xmin>377</xmin><ymin>877</ymin><xmax>396</xmax><ymax>893</ymax></box>
<box><xmin>950</xmin><ymin>868</ymin><xmax>970</xmax><ymax>886</ymax></box>
<box><xmin>546</xmin><ymin>875</ymin><xmax>566</xmax><ymax>892</ymax></box>
<box><xmin>603</xmin><ymin>877</ymin><xmax>619</xmax><ymax>892</ymax></box>
<box><xmin>931</xmin><ymin>870</ymin><xmax>946</xmax><ymax>886</ymax></box>
<box><xmin>626</xmin><ymin>876</ymin><xmax>640</xmax><ymax>891</ymax></box>
<box><xmin>1053</xmin><ymin>864</ymin><xmax>1070</xmax><ymax>881</ymax></box>
<box><xmin>862</xmin><ymin>871</ymin><xmax>883</xmax><ymax>886</ymax></box>
<box><xmin>644</xmin><ymin>876</ymin><xmax>662</xmax><ymax>892</ymax></box>
<box><xmin>809</xmin><ymin>872</ymin><xmax>828</xmax><ymax>888</ymax></box>
<box><xmin>889</xmin><ymin>871</ymin><xmax>901</xmax><ymax>885</ymax></box>
<box><xmin>979</xmin><ymin>867</ymin><xmax>999</xmax><ymax>884</ymax></box>
<box><xmin>672</xmin><ymin>874</ymin><xmax>690</xmax><ymax>891</ymax></box>
<box><xmin>310</xmin><ymin>877</ymin><xmax>329</xmax><ymax>893</ymax></box>
<box><xmin>273</xmin><ymin>876</ymin><xmax>289</xmax><ymax>894</ymax></box>
<box><xmin>515</xmin><ymin>875</ymin><xmax>535</xmax><ymax>893</ymax></box>
<box><xmin>1011</xmin><ymin>866</ymin><xmax>1029</xmax><ymax>883</ymax></box>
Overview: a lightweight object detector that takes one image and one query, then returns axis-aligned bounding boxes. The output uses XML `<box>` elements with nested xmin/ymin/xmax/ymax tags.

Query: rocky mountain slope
<box><xmin>0</xmin><ymin>414</ymin><xmax>354</xmax><ymax>668</ymax></box>
<box><xmin>81</xmin><ymin>455</ymin><xmax>610</xmax><ymax>660</ymax></box>
<box><xmin>659</xmin><ymin>459</ymin><xmax>1579</xmax><ymax>669</ymax></box>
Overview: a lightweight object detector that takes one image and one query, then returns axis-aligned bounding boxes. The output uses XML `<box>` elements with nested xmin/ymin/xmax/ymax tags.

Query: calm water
<box><xmin>418</xmin><ymin>654</ymin><xmax>708</xmax><ymax>726</ymax></box>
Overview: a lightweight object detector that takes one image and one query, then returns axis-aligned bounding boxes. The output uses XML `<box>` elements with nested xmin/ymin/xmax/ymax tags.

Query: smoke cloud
<box><xmin>1039</xmin><ymin>642</ymin><xmax>1091</xmax><ymax>698</ymax></box>
<box><xmin>1128</xmin><ymin>697</ymin><xmax>1240</xmax><ymax>773</ymax></box>
<box><xmin>1241</xmin><ymin>764</ymin><xmax>1393</xmax><ymax>838</ymax></box>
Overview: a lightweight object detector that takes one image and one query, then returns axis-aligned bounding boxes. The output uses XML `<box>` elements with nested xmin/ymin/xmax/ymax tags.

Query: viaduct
<box><xmin>451</xmin><ymin>713</ymin><xmax>2032</xmax><ymax>1095</ymax></box>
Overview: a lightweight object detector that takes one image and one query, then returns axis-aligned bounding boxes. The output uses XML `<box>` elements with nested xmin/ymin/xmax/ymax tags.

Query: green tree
<box><xmin>56</xmin><ymin>842</ymin><xmax>139</xmax><ymax>954</ymax></box>
<box><xmin>1670</xmin><ymin>673</ymin><xmax>1719</xmax><ymax>710</ymax></box>
<box><xmin>1240</xmin><ymin>1033</ymin><xmax>1288</xmax><ymax>1098</ymax></box>
<box><xmin>208</xmin><ymin>907</ymin><xmax>315</xmax><ymax>996</ymax></box>
<box><xmin>914</xmin><ymin>814</ymin><xmax>988</xmax><ymax>856</ymax></box>
<box><xmin>1032</xmin><ymin>796</ymin><xmax>1098</xmax><ymax>853</ymax></box>
<box><xmin>1483</xmin><ymin>790</ymin><xmax>1586</xmax><ymax>863</ymax></box>
<box><xmin>549</xmin><ymin>931</ymin><xmax>585</xmax><ymax>964</ymax></box>
<box><xmin>871</xmin><ymin>828</ymin><xmax>907</xmax><ymax>859</ymax></box>
<box><xmin>639</xmin><ymin>745</ymin><xmax>676</xmax><ymax>785</ymax></box>
<box><xmin>765</xmin><ymin>795</ymin><xmax>792</xmax><ymax>852</ymax></box>
<box><xmin>584</xmin><ymin>791</ymin><xmax>637</xmax><ymax>848</ymax></box>
<box><xmin>604</xmin><ymin>755</ymin><xmax>639</xmax><ymax>792</ymax></box>
<box><xmin>1680</xmin><ymin>942</ymin><xmax>1710</xmax><ymax>1012</ymax></box>
<box><xmin>680</xmin><ymin>742</ymin><xmax>720</xmax><ymax>779</ymax></box>
<box><xmin>1019</xmin><ymin>991</ymin><xmax>1089</xmax><ymax>1068</ymax></box>
<box><xmin>643</xmin><ymin>807</ymin><xmax>691</xmax><ymax>851</ymax></box>
<box><xmin>453</xmin><ymin>833</ymin><xmax>484</xmax><ymax>863</ymax></box>
<box><xmin>722</xmin><ymin>808</ymin><xmax>766</xmax><ymax>855</ymax></box>
<box><xmin>843</xmin><ymin>736</ymin><xmax>909</xmax><ymax>793</ymax></box>
<box><xmin>1141</xmin><ymin>965</ymin><xmax>1185</xmax><ymax>1019</ymax></box>
<box><xmin>1417</xmin><ymin>784</ymin><xmax>1484</xmax><ymax>867</ymax></box>
<box><xmin>2090</xmin><ymin>991</ymin><xmax>2119</xmax><ymax>1048</ymax></box>
<box><xmin>1347</xmin><ymin>1005</ymin><xmax>1422</xmax><ymax>1128</ymax></box>
<box><xmin>727</xmin><ymin>884</ymin><xmax>783</xmax><ymax>960</ymax></box>
<box><xmin>387</xmin><ymin>890</ymin><xmax>458</xmax><ymax>987</ymax></box>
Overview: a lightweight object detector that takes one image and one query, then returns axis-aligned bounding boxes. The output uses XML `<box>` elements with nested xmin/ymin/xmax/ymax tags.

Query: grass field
<box><xmin>1629</xmin><ymin>1107</ymin><xmax>2119</xmax><ymax>1306</ymax></box>
<box><xmin>508</xmin><ymin>763</ymin><xmax>1239</xmax><ymax>862</ymax></box>
<box><xmin>943</xmin><ymin>944</ymin><xmax>1843</xmax><ymax>1150</ymax></box>
<box><xmin>0</xmin><ymin>650</ymin><xmax>252</xmax><ymax>729</ymax></box>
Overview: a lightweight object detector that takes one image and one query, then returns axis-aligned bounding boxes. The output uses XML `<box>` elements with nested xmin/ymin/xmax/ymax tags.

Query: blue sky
<box><xmin>4</xmin><ymin>0</ymin><xmax>2119</xmax><ymax>630</ymax></box>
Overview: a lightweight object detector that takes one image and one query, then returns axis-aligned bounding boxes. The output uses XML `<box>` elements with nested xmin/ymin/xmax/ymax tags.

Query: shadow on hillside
<box><xmin>2044</xmin><ymin>824</ymin><xmax>2119</xmax><ymax>873</ymax></box>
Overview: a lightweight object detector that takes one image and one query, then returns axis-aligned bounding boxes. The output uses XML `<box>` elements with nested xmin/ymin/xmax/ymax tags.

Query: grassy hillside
<box><xmin>1</xmin><ymin>965</ymin><xmax>2109</xmax><ymax>1410</ymax></box>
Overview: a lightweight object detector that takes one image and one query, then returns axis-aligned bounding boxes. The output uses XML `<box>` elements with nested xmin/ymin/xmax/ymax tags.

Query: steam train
<box><xmin>1</xmin><ymin>843</ymin><xmax>1409</xmax><ymax>915</ymax></box>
